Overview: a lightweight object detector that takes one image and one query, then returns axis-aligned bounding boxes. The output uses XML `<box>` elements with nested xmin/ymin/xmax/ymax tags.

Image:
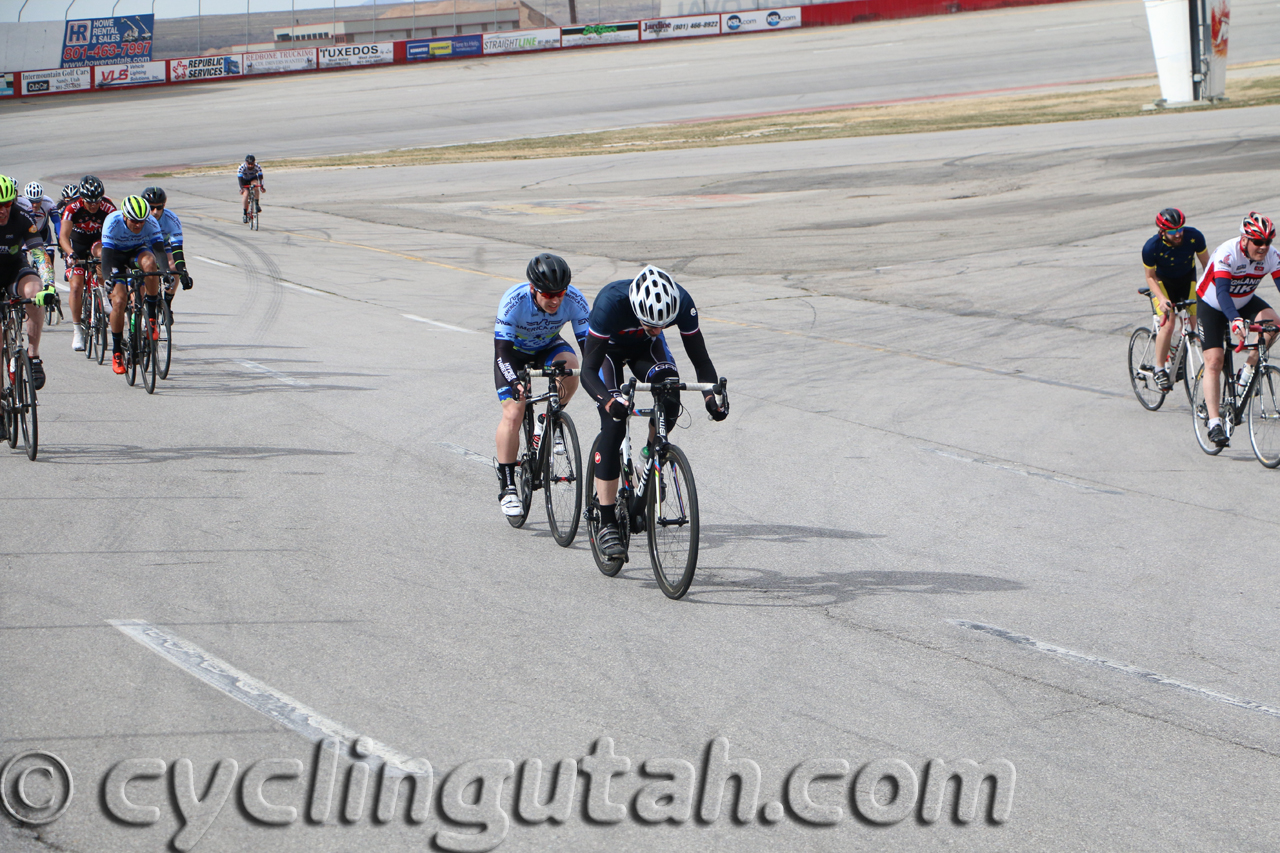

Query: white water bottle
<box><xmin>1240</xmin><ymin>364</ymin><xmax>1255</xmax><ymax>394</ymax></box>
<box><xmin>532</xmin><ymin>412</ymin><xmax>545</xmax><ymax>450</ymax></box>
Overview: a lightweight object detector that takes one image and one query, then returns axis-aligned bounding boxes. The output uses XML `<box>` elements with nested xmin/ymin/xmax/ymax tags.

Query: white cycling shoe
<box><xmin>499</xmin><ymin>487</ymin><xmax>523</xmax><ymax>517</ymax></box>
<box><xmin>72</xmin><ymin>326</ymin><xmax>85</xmax><ymax>351</ymax></box>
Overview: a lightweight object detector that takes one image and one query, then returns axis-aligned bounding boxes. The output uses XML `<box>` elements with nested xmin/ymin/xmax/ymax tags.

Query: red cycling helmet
<box><xmin>1155</xmin><ymin>208</ymin><xmax>1185</xmax><ymax>231</ymax></box>
<box><xmin>1241</xmin><ymin>212</ymin><xmax>1276</xmax><ymax>242</ymax></box>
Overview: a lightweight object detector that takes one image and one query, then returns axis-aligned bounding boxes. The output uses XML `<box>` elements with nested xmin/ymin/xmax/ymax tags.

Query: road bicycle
<box><xmin>502</xmin><ymin>365</ymin><xmax>583</xmax><ymax>546</ymax></box>
<box><xmin>1129</xmin><ymin>287</ymin><xmax>1202</xmax><ymax>410</ymax></box>
<box><xmin>245</xmin><ymin>183</ymin><xmax>262</xmax><ymax>231</ymax></box>
<box><xmin>156</xmin><ymin>275</ymin><xmax>174</xmax><ymax>379</ymax></box>
<box><xmin>584</xmin><ymin>376</ymin><xmax>728</xmax><ymax>600</ymax></box>
<box><xmin>112</xmin><ymin>268</ymin><xmax>162</xmax><ymax>394</ymax></box>
<box><xmin>1</xmin><ymin>295</ymin><xmax>39</xmax><ymax>460</ymax></box>
<box><xmin>81</xmin><ymin>257</ymin><xmax>109</xmax><ymax>364</ymax></box>
<box><xmin>1190</xmin><ymin>322</ymin><xmax>1280</xmax><ymax>466</ymax></box>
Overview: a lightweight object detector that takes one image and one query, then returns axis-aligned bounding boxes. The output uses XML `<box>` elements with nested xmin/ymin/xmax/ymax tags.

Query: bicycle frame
<box><xmin>518</xmin><ymin>365</ymin><xmax>580</xmax><ymax>487</ymax></box>
<box><xmin>1220</xmin><ymin>323</ymin><xmax>1277</xmax><ymax>426</ymax></box>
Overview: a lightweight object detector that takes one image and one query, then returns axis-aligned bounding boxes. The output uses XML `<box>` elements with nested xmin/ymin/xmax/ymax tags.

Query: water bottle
<box><xmin>1240</xmin><ymin>364</ymin><xmax>1255</xmax><ymax>396</ymax></box>
<box><xmin>532</xmin><ymin>412</ymin><xmax>545</xmax><ymax>450</ymax></box>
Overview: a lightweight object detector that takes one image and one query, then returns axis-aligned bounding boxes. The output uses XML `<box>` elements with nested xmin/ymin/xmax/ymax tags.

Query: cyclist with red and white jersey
<box><xmin>1195</xmin><ymin>211</ymin><xmax>1280</xmax><ymax>447</ymax></box>
<box><xmin>237</xmin><ymin>155</ymin><xmax>264</xmax><ymax>223</ymax></box>
<box><xmin>60</xmin><ymin>176</ymin><xmax>116</xmax><ymax>352</ymax></box>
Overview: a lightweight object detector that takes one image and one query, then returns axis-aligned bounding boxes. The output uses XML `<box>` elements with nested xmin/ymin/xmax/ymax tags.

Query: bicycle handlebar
<box><xmin>1233</xmin><ymin>323</ymin><xmax>1279</xmax><ymax>353</ymax></box>
<box><xmin>526</xmin><ymin>366</ymin><xmax>580</xmax><ymax>378</ymax></box>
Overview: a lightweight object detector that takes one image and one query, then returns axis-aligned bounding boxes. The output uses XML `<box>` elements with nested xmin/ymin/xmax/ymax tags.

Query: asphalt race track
<box><xmin>3</xmin><ymin>1</ymin><xmax>1280</xmax><ymax>851</ymax></box>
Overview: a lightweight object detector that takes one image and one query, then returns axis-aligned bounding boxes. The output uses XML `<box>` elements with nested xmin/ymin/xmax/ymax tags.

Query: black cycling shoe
<box><xmin>1208</xmin><ymin>423</ymin><xmax>1229</xmax><ymax>447</ymax></box>
<box><xmin>29</xmin><ymin>357</ymin><xmax>45</xmax><ymax>391</ymax></box>
<box><xmin>597</xmin><ymin>523</ymin><xmax>626</xmax><ymax>558</ymax></box>
<box><xmin>1154</xmin><ymin>368</ymin><xmax>1172</xmax><ymax>391</ymax></box>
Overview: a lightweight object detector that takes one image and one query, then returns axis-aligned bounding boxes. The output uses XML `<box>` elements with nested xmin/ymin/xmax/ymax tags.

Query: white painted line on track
<box><xmin>403</xmin><ymin>314</ymin><xmax>477</xmax><ymax>333</ymax></box>
<box><xmin>953</xmin><ymin>620</ymin><xmax>1280</xmax><ymax>721</ymax></box>
<box><xmin>109</xmin><ymin>619</ymin><xmax>425</xmax><ymax>768</ymax></box>
<box><xmin>921</xmin><ymin>447</ymin><xmax>1123</xmax><ymax>495</ymax></box>
<box><xmin>437</xmin><ymin>441</ymin><xmax>496</xmax><ymax>467</ymax></box>
<box><xmin>233</xmin><ymin>359</ymin><xmax>309</xmax><ymax>387</ymax></box>
<box><xmin>193</xmin><ymin>255</ymin><xmax>234</xmax><ymax>268</ymax></box>
<box><xmin>278</xmin><ymin>281</ymin><xmax>339</xmax><ymax>298</ymax></box>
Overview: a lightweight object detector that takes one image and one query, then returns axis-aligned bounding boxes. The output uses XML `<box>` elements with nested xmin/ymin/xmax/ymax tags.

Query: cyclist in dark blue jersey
<box><xmin>142</xmin><ymin>187</ymin><xmax>194</xmax><ymax>316</ymax></box>
<box><xmin>1142</xmin><ymin>207</ymin><xmax>1208</xmax><ymax>390</ymax></box>
<box><xmin>579</xmin><ymin>265</ymin><xmax>727</xmax><ymax>558</ymax></box>
<box><xmin>493</xmin><ymin>253</ymin><xmax>590</xmax><ymax>517</ymax></box>
<box><xmin>238</xmin><ymin>155</ymin><xmax>264</xmax><ymax>224</ymax></box>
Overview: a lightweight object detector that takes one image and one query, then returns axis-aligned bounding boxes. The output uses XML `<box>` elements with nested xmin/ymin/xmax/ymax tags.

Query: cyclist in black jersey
<box><xmin>1142</xmin><ymin>208</ymin><xmax>1209</xmax><ymax>390</ymax></box>
<box><xmin>579</xmin><ymin>265</ymin><xmax>727</xmax><ymax>558</ymax></box>
<box><xmin>0</xmin><ymin>177</ymin><xmax>58</xmax><ymax>389</ymax></box>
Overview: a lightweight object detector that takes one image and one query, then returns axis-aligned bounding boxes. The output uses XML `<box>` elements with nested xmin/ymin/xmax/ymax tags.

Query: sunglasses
<box><xmin>1162</xmin><ymin>227</ymin><xmax>1184</xmax><ymax>237</ymax></box>
<box><xmin>1250</xmin><ymin>238</ymin><xmax>1274</xmax><ymax>248</ymax></box>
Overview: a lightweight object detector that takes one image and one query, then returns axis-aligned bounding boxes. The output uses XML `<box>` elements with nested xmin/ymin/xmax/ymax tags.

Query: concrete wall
<box><xmin>0</xmin><ymin>21</ymin><xmax>69</xmax><ymax>73</ymax></box>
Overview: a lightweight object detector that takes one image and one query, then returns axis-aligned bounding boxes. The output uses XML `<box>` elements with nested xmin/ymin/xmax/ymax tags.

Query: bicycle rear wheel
<box><xmin>157</xmin><ymin>297</ymin><xmax>173</xmax><ymax>379</ymax></box>
<box><xmin>94</xmin><ymin>293</ymin><xmax>108</xmax><ymax>365</ymax></box>
<box><xmin>1248</xmin><ymin>364</ymin><xmax>1280</xmax><ymax>468</ymax></box>
<box><xmin>585</xmin><ymin>434</ymin><xmax>629</xmax><ymax>576</ymax></box>
<box><xmin>16</xmin><ymin>350</ymin><xmax>37</xmax><ymax>460</ymax></box>
<box><xmin>1190</xmin><ymin>365</ymin><xmax>1225</xmax><ymax>456</ymax></box>
<box><xmin>544</xmin><ymin>410</ymin><xmax>582</xmax><ymax>547</ymax></box>
<box><xmin>506</xmin><ymin>414</ymin><xmax>533</xmax><ymax>528</ymax></box>
<box><xmin>125</xmin><ymin>309</ymin><xmax>139</xmax><ymax>386</ymax></box>
<box><xmin>1128</xmin><ymin>327</ymin><xmax>1167</xmax><ymax>410</ymax></box>
<box><xmin>647</xmin><ymin>443</ymin><xmax>699</xmax><ymax>599</ymax></box>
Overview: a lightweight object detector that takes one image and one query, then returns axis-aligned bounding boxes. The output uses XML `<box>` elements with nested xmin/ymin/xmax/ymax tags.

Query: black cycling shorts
<box><xmin>1197</xmin><ymin>296</ymin><xmax>1271</xmax><ymax>351</ymax></box>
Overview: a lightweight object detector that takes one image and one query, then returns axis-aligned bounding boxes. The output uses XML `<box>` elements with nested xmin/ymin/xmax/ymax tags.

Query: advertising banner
<box><xmin>561</xmin><ymin>22</ymin><xmax>640</xmax><ymax>47</ymax></box>
<box><xmin>1204</xmin><ymin>0</ymin><xmax>1229</xmax><ymax>98</ymax></box>
<box><xmin>61</xmin><ymin>15</ymin><xmax>153</xmax><ymax>68</ymax></box>
<box><xmin>640</xmin><ymin>14</ymin><xmax>721</xmax><ymax>39</ymax></box>
<box><xmin>1143</xmin><ymin>0</ymin><xmax>1193</xmax><ymax>102</ymax></box>
<box><xmin>1</xmin><ymin>73</ymin><xmax>13</xmax><ymax>97</ymax></box>
<box><xmin>19</xmin><ymin>67</ymin><xmax>91</xmax><ymax>95</ymax></box>
<box><xmin>483</xmin><ymin>28</ymin><xmax>560</xmax><ymax>54</ymax></box>
<box><xmin>170</xmin><ymin>54</ymin><xmax>242</xmax><ymax>81</ymax></box>
<box><xmin>406</xmin><ymin>35</ymin><xmax>484</xmax><ymax>60</ymax></box>
<box><xmin>721</xmin><ymin>7</ymin><xmax>800</xmax><ymax>32</ymax></box>
<box><xmin>243</xmin><ymin>48</ymin><xmax>317</xmax><ymax>75</ymax></box>
<box><xmin>319</xmin><ymin>42</ymin><xmax>394</xmax><ymax>68</ymax></box>
<box><xmin>94</xmin><ymin>60</ymin><xmax>166</xmax><ymax>88</ymax></box>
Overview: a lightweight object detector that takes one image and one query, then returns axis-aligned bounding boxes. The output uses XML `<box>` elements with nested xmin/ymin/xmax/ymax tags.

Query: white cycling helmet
<box><xmin>23</xmin><ymin>182</ymin><xmax>43</xmax><ymax>201</ymax></box>
<box><xmin>628</xmin><ymin>265</ymin><xmax>681</xmax><ymax>327</ymax></box>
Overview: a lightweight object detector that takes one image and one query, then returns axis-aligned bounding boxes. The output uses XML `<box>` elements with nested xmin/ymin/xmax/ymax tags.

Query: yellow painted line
<box><xmin>189</xmin><ymin>211</ymin><xmax>521</xmax><ymax>281</ymax></box>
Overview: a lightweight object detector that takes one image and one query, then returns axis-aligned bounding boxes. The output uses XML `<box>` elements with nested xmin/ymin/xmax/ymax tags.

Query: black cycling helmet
<box><xmin>526</xmin><ymin>253</ymin><xmax>572</xmax><ymax>294</ymax></box>
<box><xmin>1155</xmin><ymin>208</ymin><xmax>1185</xmax><ymax>232</ymax></box>
<box><xmin>142</xmin><ymin>186</ymin><xmax>167</xmax><ymax>206</ymax></box>
<box><xmin>245</xmin><ymin>154</ymin><xmax>256</xmax><ymax>164</ymax></box>
<box><xmin>79</xmin><ymin>175</ymin><xmax>104</xmax><ymax>203</ymax></box>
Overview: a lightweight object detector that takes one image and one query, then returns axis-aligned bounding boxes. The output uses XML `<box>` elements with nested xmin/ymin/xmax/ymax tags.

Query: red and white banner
<box><xmin>243</xmin><ymin>48</ymin><xmax>317</xmax><ymax>75</ymax></box>
<box><xmin>318</xmin><ymin>43</ymin><xmax>394</xmax><ymax>68</ymax></box>
<box><xmin>640</xmin><ymin>14</ymin><xmax>721</xmax><ymax>39</ymax></box>
<box><xmin>94</xmin><ymin>60</ymin><xmax>166</xmax><ymax>87</ymax></box>
<box><xmin>171</xmin><ymin>54</ymin><xmax>243</xmax><ymax>81</ymax></box>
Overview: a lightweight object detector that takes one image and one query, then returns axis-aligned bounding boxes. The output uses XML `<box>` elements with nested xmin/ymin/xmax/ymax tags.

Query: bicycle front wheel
<box><xmin>94</xmin><ymin>296</ymin><xmax>108</xmax><ymax>365</ymax></box>
<box><xmin>157</xmin><ymin>298</ymin><xmax>173</xmax><ymax>379</ymax></box>
<box><xmin>647</xmin><ymin>443</ymin><xmax>699</xmax><ymax>600</ymax></box>
<box><xmin>125</xmin><ymin>315</ymin><xmax>138</xmax><ymax>386</ymax></box>
<box><xmin>1190</xmin><ymin>365</ymin><xmax>1224</xmax><ymax>456</ymax></box>
<box><xmin>1181</xmin><ymin>333</ymin><xmax>1203</xmax><ymax>406</ymax></box>
<box><xmin>1248</xmin><ymin>365</ymin><xmax>1280</xmax><ymax>468</ymax></box>
<box><xmin>1128</xmin><ymin>327</ymin><xmax>1166</xmax><ymax>411</ymax></box>
<box><xmin>3</xmin><ymin>345</ymin><xmax>18</xmax><ymax>450</ymax></box>
<box><xmin>16</xmin><ymin>350</ymin><xmax>37</xmax><ymax>460</ymax></box>
<box><xmin>544</xmin><ymin>411</ymin><xmax>582</xmax><ymax>547</ymax></box>
<box><xmin>143</xmin><ymin>326</ymin><xmax>158</xmax><ymax>394</ymax></box>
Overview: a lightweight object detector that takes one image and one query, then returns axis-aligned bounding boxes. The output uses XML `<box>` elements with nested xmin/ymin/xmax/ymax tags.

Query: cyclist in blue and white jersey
<box><xmin>237</xmin><ymin>154</ymin><xmax>264</xmax><ymax>223</ymax></box>
<box><xmin>493</xmin><ymin>253</ymin><xmax>589</xmax><ymax>517</ymax></box>
<box><xmin>142</xmin><ymin>187</ymin><xmax>193</xmax><ymax>315</ymax></box>
<box><xmin>100</xmin><ymin>195</ymin><xmax>170</xmax><ymax>374</ymax></box>
<box><xmin>578</xmin><ymin>265</ymin><xmax>727</xmax><ymax>558</ymax></box>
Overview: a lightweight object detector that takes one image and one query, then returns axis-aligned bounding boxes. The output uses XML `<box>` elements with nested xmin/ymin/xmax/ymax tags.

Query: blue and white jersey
<box><xmin>153</xmin><ymin>208</ymin><xmax>183</xmax><ymax>248</ymax></box>
<box><xmin>101</xmin><ymin>210</ymin><xmax>165</xmax><ymax>253</ymax></box>
<box><xmin>494</xmin><ymin>283</ymin><xmax>590</xmax><ymax>353</ymax></box>
<box><xmin>237</xmin><ymin>162</ymin><xmax>264</xmax><ymax>183</ymax></box>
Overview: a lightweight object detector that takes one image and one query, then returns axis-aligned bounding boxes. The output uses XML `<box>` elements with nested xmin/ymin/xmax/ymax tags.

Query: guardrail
<box><xmin>0</xmin><ymin>0</ymin><xmax>1084</xmax><ymax>99</ymax></box>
